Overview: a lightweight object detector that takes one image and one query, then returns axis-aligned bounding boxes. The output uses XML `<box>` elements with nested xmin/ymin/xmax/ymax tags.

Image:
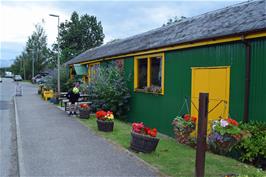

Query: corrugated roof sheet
<box><xmin>66</xmin><ymin>0</ymin><xmax>266</xmax><ymax>65</ymax></box>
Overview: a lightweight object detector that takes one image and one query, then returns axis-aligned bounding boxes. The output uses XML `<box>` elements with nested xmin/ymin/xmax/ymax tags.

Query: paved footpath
<box><xmin>15</xmin><ymin>82</ymin><xmax>157</xmax><ymax>176</ymax></box>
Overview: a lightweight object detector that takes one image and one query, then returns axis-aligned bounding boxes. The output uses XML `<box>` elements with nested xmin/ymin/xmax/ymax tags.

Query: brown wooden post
<box><xmin>195</xmin><ymin>93</ymin><xmax>209</xmax><ymax>177</ymax></box>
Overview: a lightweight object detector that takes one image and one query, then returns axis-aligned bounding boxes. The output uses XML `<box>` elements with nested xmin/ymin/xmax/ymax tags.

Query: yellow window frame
<box><xmin>69</xmin><ymin>65</ymin><xmax>74</xmax><ymax>79</ymax></box>
<box><xmin>134</xmin><ymin>53</ymin><xmax>165</xmax><ymax>95</ymax></box>
<box><xmin>88</xmin><ymin>62</ymin><xmax>100</xmax><ymax>82</ymax></box>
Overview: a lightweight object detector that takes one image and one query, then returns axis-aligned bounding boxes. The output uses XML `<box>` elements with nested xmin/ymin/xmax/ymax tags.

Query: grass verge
<box><xmin>79</xmin><ymin>116</ymin><xmax>266</xmax><ymax>177</ymax></box>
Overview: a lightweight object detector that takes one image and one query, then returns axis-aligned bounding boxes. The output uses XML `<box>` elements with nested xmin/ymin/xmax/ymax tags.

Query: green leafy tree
<box><xmin>88</xmin><ymin>63</ymin><xmax>131</xmax><ymax>119</ymax></box>
<box><xmin>10</xmin><ymin>23</ymin><xmax>51</xmax><ymax>79</ymax></box>
<box><xmin>58</xmin><ymin>11</ymin><xmax>105</xmax><ymax>63</ymax></box>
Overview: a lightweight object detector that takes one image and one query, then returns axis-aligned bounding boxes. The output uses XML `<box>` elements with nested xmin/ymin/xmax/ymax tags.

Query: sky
<box><xmin>0</xmin><ymin>0</ymin><xmax>244</xmax><ymax>67</ymax></box>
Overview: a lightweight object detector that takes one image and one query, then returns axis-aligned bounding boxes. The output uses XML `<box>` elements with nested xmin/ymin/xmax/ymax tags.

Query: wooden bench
<box><xmin>62</xmin><ymin>99</ymin><xmax>92</xmax><ymax>112</ymax></box>
<box><xmin>62</xmin><ymin>99</ymin><xmax>69</xmax><ymax>111</ymax></box>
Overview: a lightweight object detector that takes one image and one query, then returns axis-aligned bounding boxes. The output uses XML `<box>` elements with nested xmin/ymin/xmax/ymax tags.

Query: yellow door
<box><xmin>191</xmin><ymin>67</ymin><xmax>230</xmax><ymax>133</ymax></box>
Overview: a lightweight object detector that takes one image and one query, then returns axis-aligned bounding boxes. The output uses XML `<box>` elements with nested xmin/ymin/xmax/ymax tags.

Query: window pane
<box><xmin>151</xmin><ymin>57</ymin><xmax>162</xmax><ymax>87</ymax></box>
<box><xmin>89</xmin><ymin>64</ymin><xmax>99</xmax><ymax>80</ymax></box>
<box><xmin>138</xmin><ymin>58</ymin><xmax>147</xmax><ymax>89</ymax></box>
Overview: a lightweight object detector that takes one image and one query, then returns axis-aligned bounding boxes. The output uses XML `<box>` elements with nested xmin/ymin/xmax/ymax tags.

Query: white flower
<box><xmin>220</xmin><ymin>119</ymin><xmax>229</xmax><ymax>127</ymax></box>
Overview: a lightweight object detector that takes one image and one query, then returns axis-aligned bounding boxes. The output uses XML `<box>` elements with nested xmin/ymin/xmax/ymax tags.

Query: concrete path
<box><xmin>15</xmin><ymin>82</ymin><xmax>157</xmax><ymax>176</ymax></box>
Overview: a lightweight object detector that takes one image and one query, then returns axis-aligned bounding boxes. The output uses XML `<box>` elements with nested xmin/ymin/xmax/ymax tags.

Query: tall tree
<box><xmin>10</xmin><ymin>23</ymin><xmax>51</xmax><ymax>79</ymax></box>
<box><xmin>58</xmin><ymin>11</ymin><xmax>105</xmax><ymax>63</ymax></box>
<box><xmin>25</xmin><ymin>24</ymin><xmax>50</xmax><ymax>74</ymax></box>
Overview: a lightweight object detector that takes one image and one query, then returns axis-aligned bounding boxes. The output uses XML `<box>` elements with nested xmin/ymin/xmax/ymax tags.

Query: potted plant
<box><xmin>96</xmin><ymin>110</ymin><xmax>114</xmax><ymax>132</ymax></box>
<box><xmin>172</xmin><ymin>114</ymin><xmax>197</xmax><ymax>145</ymax></box>
<box><xmin>208</xmin><ymin>118</ymin><xmax>243</xmax><ymax>155</ymax></box>
<box><xmin>130</xmin><ymin>122</ymin><xmax>159</xmax><ymax>153</ymax></box>
<box><xmin>79</xmin><ymin>103</ymin><xmax>90</xmax><ymax>119</ymax></box>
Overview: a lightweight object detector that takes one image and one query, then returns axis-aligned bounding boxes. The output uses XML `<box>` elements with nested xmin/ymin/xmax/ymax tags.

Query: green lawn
<box><xmin>79</xmin><ymin>116</ymin><xmax>266</xmax><ymax>177</ymax></box>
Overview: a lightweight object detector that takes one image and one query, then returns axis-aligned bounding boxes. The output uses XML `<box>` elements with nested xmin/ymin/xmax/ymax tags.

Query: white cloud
<box><xmin>0</xmin><ymin>2</ymin><xmax>69</xmax><ymax>46</ymax></box>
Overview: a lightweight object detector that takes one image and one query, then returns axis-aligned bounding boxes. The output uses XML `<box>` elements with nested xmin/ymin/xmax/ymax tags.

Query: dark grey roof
<box><xmin>66</xmin><ymin>0</ymin><xmax>266</xmax><ymax>65</ymax></box>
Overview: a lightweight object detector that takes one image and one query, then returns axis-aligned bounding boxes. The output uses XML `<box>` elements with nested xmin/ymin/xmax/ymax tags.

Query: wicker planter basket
<box><xmin>173</xmin><ymin>127</ymin><xmax>194</xmax><ymax>145</ymax></box>
<box><xmin>130</xmin><ymin>131</ymin><xmax>160</xmax><ymax>153</ymax></box>
<box><xmin>97</xmin><ymin>119</ymin><xmax>114</xmax><ymax>132</ymax></box>
<box><xmin>79</xmin><ymin>109</ymin><xmax>90</xmax><ymax>119</ymax></box>
<box><xmin>208</xmin><ymin>133</ymin><xmax>239</xmax><ymax>155</ymax></box>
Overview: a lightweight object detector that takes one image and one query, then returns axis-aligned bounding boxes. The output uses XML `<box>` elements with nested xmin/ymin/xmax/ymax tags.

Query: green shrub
<box><xmin>235</xmin><ymin>121</ymin><xmax>266</xmax><ymax>168</ymax></box>
<box><xmin>88</xmin><ymin>64</ymin><xmax>131</xmax><ymax>119</ymax></box>
<box><xmin>44</xmin><ymin>68</ymin><xmax>75</xmax><ymax>92</ymax></box>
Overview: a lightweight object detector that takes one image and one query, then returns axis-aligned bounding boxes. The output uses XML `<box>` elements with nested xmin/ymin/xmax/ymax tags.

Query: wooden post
<box><xmin>195</xmin><ymin>93</ymin><xmax>209</xmax><ymax>177</ymax></box>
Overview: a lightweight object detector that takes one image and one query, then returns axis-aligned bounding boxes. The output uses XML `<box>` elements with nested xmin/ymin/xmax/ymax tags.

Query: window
<box><xmin>151</xmin><ymin>57</ymin><xmax>162</xmax><ymax>87</ymax></box>
<box><xmin>137</xmin><ymin>58</ymin><xmax>148</xmax><ymax>89</ymax></box>
<box><xmin>134</xmin><ymin>53</ymin><xmax>164</xmax><ymax>94</ymax></box>
<box><xmin>88</xmin><ymin>63</ymin><xmax>100</xmax><ymax>82</ymax></box>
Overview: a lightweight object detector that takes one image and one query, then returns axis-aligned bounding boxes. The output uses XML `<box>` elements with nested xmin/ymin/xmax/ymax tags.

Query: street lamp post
<box><xmin>28</xmin><ymin>49</ymin><xmax>34</xmax><ymax>79</ymax></box>
<box><xmin>49</xmin><ymin>14</ymin><xmax>60</xmax><ymax>95</ymax></box>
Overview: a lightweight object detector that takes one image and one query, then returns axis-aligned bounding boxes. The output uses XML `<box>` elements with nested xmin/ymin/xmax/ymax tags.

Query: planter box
<box><xmin>79</xmin><ymin>109</ymin><xmax>90</xmax><ymax>119</ymax></box>
<box><xmin>97</xmin><ymin>119</ymin><xmax>114</xmax><ymax>132</ymax></box>
<box><xmin>130</xmin><ymin>131</ymin><xmax>160</xmax><ymax>153</ymax></box>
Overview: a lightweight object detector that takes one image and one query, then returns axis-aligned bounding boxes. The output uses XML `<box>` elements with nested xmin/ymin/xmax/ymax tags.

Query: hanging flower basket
<box><xmin>208</xmin><ymin>118</ymin><xmax>242</xmax><ymax>155</ymax></box>
<box><xmin>130</xmin><ymin>131</ymin><xmax>159</xmax><ymax>153</ymax></box>
<box><xmin>172</xmin><ymin>115</ymin><xmax>197</xmax><ymax>145</ymax></box>
<box><xmin>208</xmin><ymin>132</ymin><xmax>240</xmax><ymax>155</ymax></box>
<box><xmin>96</xmin><ymin>110</ymin><xmax>114</xmax><ymax>132</ymax></box>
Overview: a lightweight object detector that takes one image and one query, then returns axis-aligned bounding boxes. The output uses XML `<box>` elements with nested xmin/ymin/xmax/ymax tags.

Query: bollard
<box><xmin>195</xmin><ymin>93</ymin><xmax>209</xmax><ymax>177</ymax></box>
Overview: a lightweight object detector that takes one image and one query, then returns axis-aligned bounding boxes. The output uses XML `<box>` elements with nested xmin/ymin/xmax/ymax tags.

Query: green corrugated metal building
<box><xmin>66</xmin><ymin>0</ymin><xmax>266</xmax><ymax>136</ymax></box>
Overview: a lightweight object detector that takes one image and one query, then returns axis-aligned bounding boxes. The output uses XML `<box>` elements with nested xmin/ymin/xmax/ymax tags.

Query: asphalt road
<box><xmin>14</xmin><ymin>81</ymin><xmax>157</xmax><ymax>176</ymax></box>
<box><xmin>0</xmin><ymin>78</ymin><xmax>19</xmax><ymax>176</ymax></box>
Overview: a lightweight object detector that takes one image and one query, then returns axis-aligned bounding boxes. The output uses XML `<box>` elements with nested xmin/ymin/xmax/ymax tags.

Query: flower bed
<box><xmin>172</xmin><ymin>114</ymin><xmax>197</xmax><ymax>145</ymax></box>
<box><xmin>96</xmin><ymin>110</ymin><xmax>114</xmax><ymax>132</ymax></box>
<box><xmin>130</xmin><ymin>122</ymin><xmax>159</xmax><ymax>153</ymax></box>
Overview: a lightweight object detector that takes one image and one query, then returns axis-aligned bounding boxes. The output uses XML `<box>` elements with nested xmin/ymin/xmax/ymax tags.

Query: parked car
<box><xmin>37</xmin><ymin>75</ymin><xmax>52</xmax><ymax>84</ymax></box>
<box><xmin>32</xmin><ymin>73</ymin><xmax>49</xmax><ymax>83</ymax></box>
<box><xmin>14</xmin><ymin>75</ymin><xmax>23</xmax><ymax>81</ymax></box>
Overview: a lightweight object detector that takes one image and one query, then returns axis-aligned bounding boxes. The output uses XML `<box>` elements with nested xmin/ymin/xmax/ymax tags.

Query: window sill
<box><xmin>134</xmin><ymin>89</ymin><xmax>164</xmax><ymax>96</ymax></box>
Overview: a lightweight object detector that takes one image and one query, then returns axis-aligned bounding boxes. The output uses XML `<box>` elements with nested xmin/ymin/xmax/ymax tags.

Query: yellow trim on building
<box><xmin>79</xmin><ymin>59</ymin><xmax>103</xmax><ymax>65</ymax></box>
<box><xmin>69</xmin><ymin>65</ymin><xmax>74</xmax><ymax>79</ymax></box>
<box><xmin>134</xmin><ymin>53</ymin><xmax>165</xmax><ymax>95</ymax></box>
<box><xmin>70</xmin><ymin>31</ymin><xmax>266</xmax><ymax>66</ymax></box>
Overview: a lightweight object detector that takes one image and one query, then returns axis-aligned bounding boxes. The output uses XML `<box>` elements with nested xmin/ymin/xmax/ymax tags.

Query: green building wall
<box><xmin>123</xmin><ymin>38</ymin><xmax>266</xmax><ymax>136</ymax></box>
<box><xmin>249</xmin><ymin>39</ymin><xmax>266</xmax><ymax>122</ymax></box>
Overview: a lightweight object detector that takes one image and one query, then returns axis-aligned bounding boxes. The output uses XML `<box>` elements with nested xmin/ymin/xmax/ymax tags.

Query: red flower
<box><xmin>191</xmin><ymin>116</ymin><xmax>197</xmax><ymax>123</ymax></box>
<box><xmin>132</xmin><ymin>122</ymin><xmax>144</xmax><ymax>133</ymax></box>
<box><xmin>148</xmin><ymin>128</ymin><xmax>157</xmax><ymax>137</ymax></box>
<box><xmin>96</xmin><ymin>110</ymin><xmax>107</xmax><ymax>120</ymax></box>
<box><xmin>132</xmin><ymin>123</ymin><xmax>158</xmax><ymax>137</ymax></box>
<box><xmin>80</xmin><ymin>104</ymin><xmax>89</xmax><ymax>109</ymax></box>
<box><xmin>227</xmin><ymin>118</ymin><xmax>239</xmax><ymax>126</ymax></box>
<box><xmin>184</xmin><ymin>116</ymin><xmax>190</xmax><ymax>122</ymax></box>
<box><xmin>144</xmin><ymin>127</ymin><xmax>150</xmax><ymax>134</ymax></box>
<box><xmin>182</xmin><ymin>114</ymin><xmax>197</xmax><ymax>123</ymax></box>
